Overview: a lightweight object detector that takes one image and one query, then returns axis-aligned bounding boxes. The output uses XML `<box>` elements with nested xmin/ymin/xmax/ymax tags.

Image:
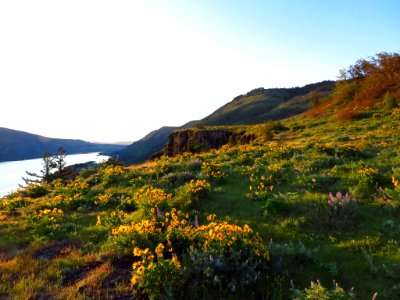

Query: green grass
<box><xmin>1</xmin><ymin>104</ymin><xmax>400</xmax><ymax>298</ymax></box>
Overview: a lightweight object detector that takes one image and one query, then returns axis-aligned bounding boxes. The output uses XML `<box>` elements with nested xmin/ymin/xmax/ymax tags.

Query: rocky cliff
<box><xmin>154</xmin><ymin>128</ymin><xmax>256</xmax><ymax>158</ymax></box>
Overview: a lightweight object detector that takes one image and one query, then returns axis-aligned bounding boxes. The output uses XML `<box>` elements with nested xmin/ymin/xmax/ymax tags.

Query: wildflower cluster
<box><xmin>131</xmin><ymin>244</ymin><xmax>183</xmax><ymax>298</ymax></box>
<box><xmin>110</xmin><ymin>208</ymin><xmax>270</xmax><ymax>298</ymax></box>
<box><xmin>248</xmin><ymin>173</ymin><xmax>274</xmax><ymax>200</ymax></box>
<box><xmin>328</xmin><ymin>192</ymin><xmax>352</xmax><ymax>208</ymax></box>
<box><xmin>94</xmin><ymin>193</ymin><xmax>113</xmax><ymax>206</ymax></box>
<box><xmin>112</xmin><ymin>218</ymin><xmax>159</xmax><ymax>237</ymax></box>
<box><xmin>102</xmin><ymin>165</ymin><xmax>127</xmax><ymax>184</ymax></box>
<box><xmin>67</xmin><ymin>179</ymin><xmax>89</xmax><ymax>190</ymax></box>
<box><xmin>134</xmin><ymin>187</ymin><xmax>172</xmax><ymax>214</ymax></box>
<box><xmin>51</xmin><ymin>180</ymin><xmax>64</xmax><ymax>188</ymax></box>
<box><xmin>249</xmin><ymin>173</ymin><xmax>273</xmax><ymax>192</ymax></box>
<box><xmin>51</xmin><ymin>178</ymin><xmax>90</xmax><ymax>205</ymax></box>
<box><xmin>327</xmin><ymin>192</ymin><xmax>354</xmax><ymax>222</ymax></box>
<box><xmin>103</xmin><ymin>165</ymin><xmax>126</xmax><ymax>176</ymax></box>
<box><xmin>189</xmin><ymin>179</ymin><xmax>211</xmax><ymax>195</ymax></box>
<box><xmin>357</xmin><ymin>167</ymin><xmax>379</xmax><ymax>177</ymax></box>
<box><xmin>266</xmin><ymin>143</ymin><xmax>293</xmax><ymax>159</ymax></box>
<box><xmin>35</xmin><ymin>207</ymin><xmax>64</xmax><ymax>217</ymax></box>
<box><xmin>153</xmin><ymin>163</ymin><xmax>170</xmax><ymax>178</ymax></box>
<box><xmin>30</xmin><ymin>207</ymin><xmax>65</xmax><ymax>230</ymax></box>
<box><xmin>0</xmin><ymin>196</ymin><xmax>31</xmax><ymax>210</ymax></box>
<box><xmin>97</xmin><ymin>209</ymin><xmax>129</xmax><ymax>227</ymax></box>
<box><xmin>201</xmin><ymin>161</ymin><xmax>225</xmax><ymax>180</ymax></box>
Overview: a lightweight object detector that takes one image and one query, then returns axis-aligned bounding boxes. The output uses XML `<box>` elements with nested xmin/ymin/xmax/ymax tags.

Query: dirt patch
<box><xmin>62</xmin><ymin>261</ymin><xmax>103</xmax><ymax>286</ymax></box>
<box><xmin>101</xmin><ymin>255</ymin><xmax>133</xmax><ymax>288</ymax></box>
<box><xmin>98</xmin><ymin>255</ymin><xmax>134</xmax><ymax>299</ymax></box>
<box><xmin>34</xmin><ymin>240</ymin><xmax>80</xmax><ymax>260</ymax></box>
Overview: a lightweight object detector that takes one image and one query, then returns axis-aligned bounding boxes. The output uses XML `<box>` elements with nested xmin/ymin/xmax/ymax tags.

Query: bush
<box><xmin>263</xmin><ymin>195</ymin><xmax>292</xmax><ymax>217</ymax></box>
<box><xmin>261</xmin><ymin>121</ymin><xmax>279</xmax><ymax>141</ymax></box>
<box><xmin>111</xmin><ymin>211</ymin><xmax>271</xmax><ymax>299</ymax></box>
<box><xmin>23</xmin><ymin>183</ymin><xmax>49</xmax><ymax>198</ymax></box>
<box><xmin>384</xmin><ymin>92</ymin><xmax>398</xmax><ymax>110</ymax></box>
<box><xmin>291</xmin><ymin>280</ymin><xmax>356</xmax><ymax>300</ymax></box>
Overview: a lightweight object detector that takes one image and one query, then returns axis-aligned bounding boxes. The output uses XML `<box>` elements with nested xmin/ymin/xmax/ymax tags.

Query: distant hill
<box><xmin>202</xmin><ymin>81</ymin><xmax>335</xmax><ymax>125</ymax></box>
<box><xmin>115</xmin><ymin>81</ymin><xmax>335</xmax><ymax>164</ymax></box>
<box><xmin>114</xmin><ymin>121</ymin><xmax>199</xmax><ymax>165</ymax></box>
<box><xmin>0</xmin><ymin>127</ymin><xmax>124</xmax><ymax>162</ymax></box>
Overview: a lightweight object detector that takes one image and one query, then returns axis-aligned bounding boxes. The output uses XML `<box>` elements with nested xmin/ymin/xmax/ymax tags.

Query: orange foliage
<box><xmin>305</xmin><ymin>52</ymin><xmax>400</xmax><ymax>118</ymax></box>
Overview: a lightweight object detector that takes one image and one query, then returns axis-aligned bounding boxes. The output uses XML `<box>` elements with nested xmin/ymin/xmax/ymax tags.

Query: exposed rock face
<box><xmin>155</xmin><ymin>129</ymin><xmax>256</xmax><ymax>158</ymax></box>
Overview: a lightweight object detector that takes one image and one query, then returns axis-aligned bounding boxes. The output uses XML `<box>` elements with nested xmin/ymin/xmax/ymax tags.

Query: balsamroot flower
<box><xmin>328</xmin><ymin>192</ymin><xmax>351</xmax><ymax>208</ymax></box>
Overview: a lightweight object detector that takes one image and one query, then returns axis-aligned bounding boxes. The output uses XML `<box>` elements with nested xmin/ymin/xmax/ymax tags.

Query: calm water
<box><xmin>0</xmin><ymin>153</ymin><xmax>109</xmax><ymax>197</ymax></box>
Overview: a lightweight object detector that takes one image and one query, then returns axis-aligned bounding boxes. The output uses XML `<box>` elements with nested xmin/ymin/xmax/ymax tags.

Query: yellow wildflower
<box><xmin>131</xmin><ymin>275</ymin><xmax>140</xmax><ymax>285</ymax></box>
<box><xmin>172</xmin><ymin>255</ymin><xmax>181</xmax><ymax>269</ymax></box>
<box><xmin>155</xmin><ymin>243</ymin><xmax>164</xmax><ymax>258</ymax></box>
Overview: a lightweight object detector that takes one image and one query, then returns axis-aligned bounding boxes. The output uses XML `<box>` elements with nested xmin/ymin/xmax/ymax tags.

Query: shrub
<box><xmin>23</xmin><ymin>183</ymin><xmax>49</xmax><ymax>198</ymax></box>
<box><xmin>291</xmin><ymin>280</ymin><xmax>356</xmax><ymax>300</ymax></box>
<box><xmin>201</xmin><ymin>161</ymin><xmax>225</xmax><ymax>181</ymax></box>
<box><xmin>383</xmin><ymin>92</ymin><xmax>398</xmax><ymax>110</ymax></box>
<box><xmin>133</xmin><ymin>187</ymin><xmax>172</xmax><ymax>216</ymax></box>
<box><xmin>263</xmin><ymin>195</ymin><xmax>292</xmax><ymax>217</ymax></box>
<box><xmin>350</xmin><ymin>166</ymin><xmax>381</xmax><ymax>200</ymax></box>
<box><xmin>111</xmin><ymin>211</ymin><xmax>271</xmax><ymax>299</ymax></box>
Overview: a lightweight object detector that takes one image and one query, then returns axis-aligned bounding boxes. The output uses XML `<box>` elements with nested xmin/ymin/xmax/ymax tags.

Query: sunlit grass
<box><xmin>0</xmin><ymin>103</ymin><xmax>399</xmax><ymax>298</ymax></box>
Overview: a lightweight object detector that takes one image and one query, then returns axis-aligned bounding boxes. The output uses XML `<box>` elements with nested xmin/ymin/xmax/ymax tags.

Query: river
<box><xmin>0</xmin><ymin>153</ymin><xmax>109</xmax><ymax>197</ymax></box>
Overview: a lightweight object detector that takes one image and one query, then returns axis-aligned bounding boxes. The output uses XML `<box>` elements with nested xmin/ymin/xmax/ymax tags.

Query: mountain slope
<box><xmin>0</xmin><ymin>127</ymin><xmax>124</xmax><ymax>162</ymax></box>
<box><xmin>202</xmin><ymin>81</ymin><xmax>334</xmax><ymax>125</ymax></box>
<box><xmin>114</xmin><ymin>121</ymin><xmax>198</xmax><ymax>164</ymax></box>
<box><xmin>116</xmin><ymin>81</ymin><xmax>335</xmax><ymax>164</ymax></box>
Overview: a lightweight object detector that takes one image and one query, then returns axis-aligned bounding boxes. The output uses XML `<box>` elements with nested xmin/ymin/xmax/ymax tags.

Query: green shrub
<box><xmin>291</xmin><ymin>280</ymin><xmax>356</xmax><ymax>300</ymax></box>
<box><xmin>23</xmin><ymin>183</ymin><xmax>49</xmax><ymax>198</ymax></box>
<box><xmin>263</xmin><ymin>195</ymin><xmax>292</xmax><ymax>217</ymax></box>
<box><xmin>384</xmin><ymin>92</ymin><xmax>398</xmax><ymax>111</ymax></box>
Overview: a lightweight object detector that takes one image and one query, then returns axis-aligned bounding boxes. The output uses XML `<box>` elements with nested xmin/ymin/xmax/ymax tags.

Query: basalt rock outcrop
<box><xmin>153</xmin><ymin>129</ymin><xmax>256</xmax><ymax>159</ymax></box>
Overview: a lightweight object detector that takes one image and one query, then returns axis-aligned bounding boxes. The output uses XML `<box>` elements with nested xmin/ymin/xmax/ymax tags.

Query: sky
<box><xmin>1</xmin><ymin>0</ymin><xmax>399</xmax><ymax>143</ymax></box>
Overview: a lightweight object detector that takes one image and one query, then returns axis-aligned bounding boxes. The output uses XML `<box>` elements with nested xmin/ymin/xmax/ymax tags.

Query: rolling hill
<box><xmin>1</xmin><ymin>52</ymin><xmax>400</xmax><ymax>298</ymax></box>
<box><xmin>202</xmin><ymin>81</ymin><xmax>334</xmax><ymax>125</ymax></box>
<box><xmin>0</xmin><ymin>127</ymin><xmax>124</xmax><ymax>162</ymax></box>
<box><xmin>114</xmin><ymin>121</ymin><xmax>198</xmax><ymax>165</ymax></box>
<box><xmin>115</xmin><ymin>81</ymin><xmax>335</xmax><ymax>164</ymax></box>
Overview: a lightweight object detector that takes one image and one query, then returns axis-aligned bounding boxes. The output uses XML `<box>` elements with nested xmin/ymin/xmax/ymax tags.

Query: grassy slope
<box><xmin>115</xmin><ymin>81</ymin><xmax>334</xmax><ymax>165</ymax></box>
<box><xmin>202</xmin><ymin>81</ymin><xmax>334</xmax><ymax>125</ymax></box>
<box><xmin>1</xmin><ymin>105</ymin><xmax>400</xmax><ymax>299</ymax></box>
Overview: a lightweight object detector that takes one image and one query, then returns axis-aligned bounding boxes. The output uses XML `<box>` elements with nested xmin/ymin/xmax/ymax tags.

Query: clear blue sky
<box><xmin>0</xmin><ymin>0</ymin><xmax>399</xmax><ymax>142</ymax></box>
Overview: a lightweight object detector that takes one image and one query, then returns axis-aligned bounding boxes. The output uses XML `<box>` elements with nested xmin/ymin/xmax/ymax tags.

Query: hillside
<box><xmin>203</xmin><ymin>80</ymin><xmax>334</xmax><ymax>125</ymax></box>
<box><xmin>1</xmin><ymin>53</ymin><xmax>399</xmax><ymax>299</ymax></box>
<box><xmin>1</xmin><ymin>103</ymin><xmax>399</xmax><ymax>298</ymax></box>
<box><xmin>0</xmin><ymin>127</ymin><xmax>124</xmax><ymax>162</ymax></box>
<box><xmin>114</xmin><ymin>121</ymin><xmax>199</xmax><ymax>164</ymax></box>
<box><xmin>115</xmin><ymin>81</ymin><xmax>335</xmax><ymax>164</ymax></box>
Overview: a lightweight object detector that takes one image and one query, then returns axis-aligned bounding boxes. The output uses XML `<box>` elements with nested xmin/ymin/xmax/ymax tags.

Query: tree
<box><xmin>335</xmin><ymin>52</ymin><xmax>400</xmax><ymax>108</ymax></box>
<box><xmin>22</xmin><ymin>151</ymin><xmax>56</xmax><ymax>184</ymax></box>
<box><xmin>54</xmin><ymin>146</ymin><xmax>67</xmax><ymax>174</ymax></box>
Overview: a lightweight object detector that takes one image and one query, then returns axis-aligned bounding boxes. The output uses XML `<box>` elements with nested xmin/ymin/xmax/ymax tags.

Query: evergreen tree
<box><xmin>54</xmin><ymin>146</ymin><xmax>67</xmax><ymax>174</ymax></box>
<box><xmin>23</xmin><ymin>151</ymin><xmax>56</xmax><ymax>184</ymax></box>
